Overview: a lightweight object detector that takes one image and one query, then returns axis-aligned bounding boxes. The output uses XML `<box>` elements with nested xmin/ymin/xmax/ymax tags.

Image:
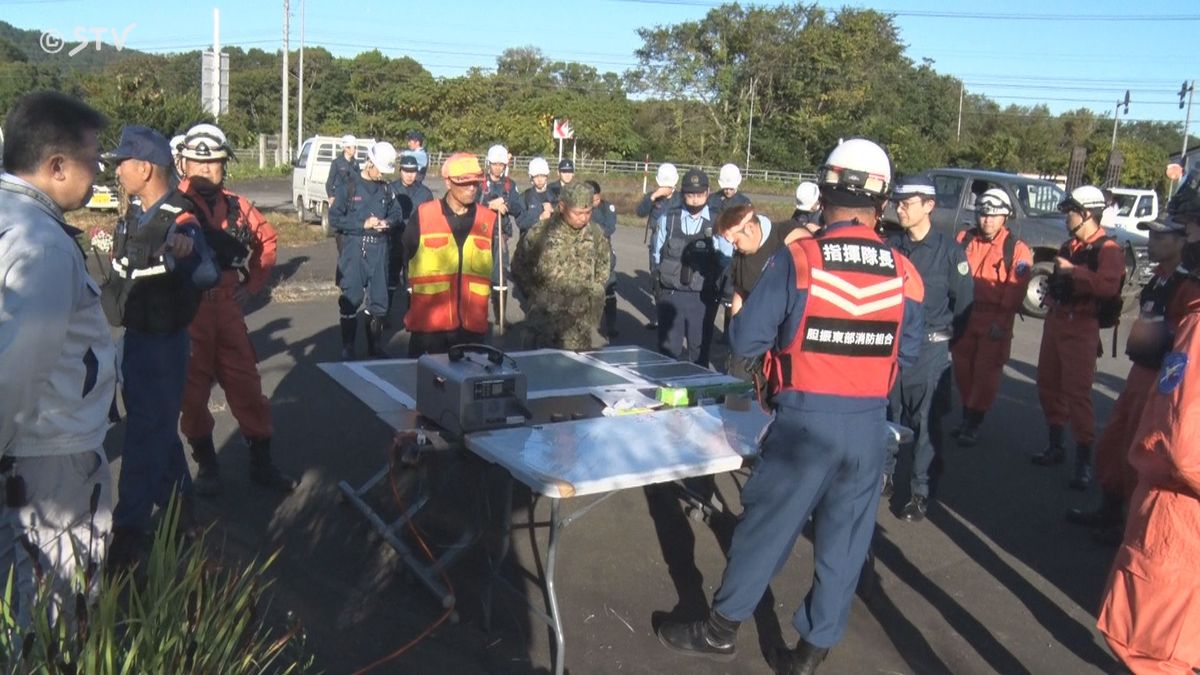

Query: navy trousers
<box><xmin>884</xmin><ymin>341</ymin><xmax>951</xmax><ymax>498</ymax></box>
<box><xmin>712</xmin><ymin>406</ymin><xmax>887</xmax><ymax>648</ymax></box>
<box><xmin>113</xmin><ymin>328</ymin><xmax>192</xmax><ymax>532</ymax></box>
<box><xmin>338</xmin><ymin>233</ymin><xmax>390</xmax><ymax>317</ymax></box>
<box><xmin>657</xmin><ymin>289</ymin><xmax>717</xmax><ymax>366</ymax></box>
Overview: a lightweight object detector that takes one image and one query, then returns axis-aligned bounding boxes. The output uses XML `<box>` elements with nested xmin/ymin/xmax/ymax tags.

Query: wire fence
<box><xmin>233</xmin><ymin>145</ymin><xmax>816</xmax><ymax>185</ymax></box>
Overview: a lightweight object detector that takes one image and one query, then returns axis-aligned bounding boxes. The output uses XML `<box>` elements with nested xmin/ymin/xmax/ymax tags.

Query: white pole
<box><xmin>211</xmin><ymin>8</ymin><xmax>220</xmax><ymax>118</ymax></box>
<box><xmin>571</xmin><ymin>138</ymin><xmax>576</xmax><ymax>165</ymax></box>
<box><xmin>956</xmin><ymin>82</ymin><xmax>964</xmax><ymax>143</ymax></box>
<box><xmin>745</xmin><ymin>77</ymin><xmax>754</xmax><ymax>173</ymax></box>
<box><xmin>296</xmin><ymin>0</ymin><xmax>304</xmax><ymax>151</ymax></box>
<box><xmin>281</xmin><ymin>0</ymin><xmax>290</xmax><ymax>164</ymax></box>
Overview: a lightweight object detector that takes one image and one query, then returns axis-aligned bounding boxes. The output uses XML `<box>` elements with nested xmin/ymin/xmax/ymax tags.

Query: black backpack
<box><xmin>1058</xmin><ymin>235</ymin><xmax>1125</xmax><ymax>329</ymax></box>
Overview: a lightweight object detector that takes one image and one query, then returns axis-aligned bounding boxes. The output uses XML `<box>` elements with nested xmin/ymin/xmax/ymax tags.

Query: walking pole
<box><xmin>495</xmin><ymin>207</ymin><xmax>506</xmax><ymax>337</ymax></box>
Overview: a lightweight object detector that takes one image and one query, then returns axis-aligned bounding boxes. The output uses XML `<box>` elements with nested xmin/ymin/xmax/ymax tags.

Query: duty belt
<box><xmin>926</xmin><ymin>329</ymin><xmax>953</xmax><ymax>343</ymax></box>
<box><xmin>354</xmin><ymin>232</ymin><xmax>389</xmax><ymax>245</ymax></box>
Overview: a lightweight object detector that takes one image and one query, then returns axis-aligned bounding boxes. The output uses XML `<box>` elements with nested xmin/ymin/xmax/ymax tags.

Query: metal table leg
<box><xmin>546</xmin><ymin>498</ymin><xmax>565</xmax><ymax>675</ymax></box>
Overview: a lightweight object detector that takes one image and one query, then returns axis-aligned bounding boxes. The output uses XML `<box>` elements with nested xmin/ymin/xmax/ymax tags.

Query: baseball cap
<box><xmin>680</xmin><ymin>168</ymin><xmax>709</xmax><ymax>194</ymax></box>
<box><xmin>1138</xmin><ymin>215</ymin><xmax>1188</xmax><ymax>234</ymax></box>
<box><xmin>398</xmin><ymin>154</ymin><xmax>419</xmax><ymax>171</ymax></box>
<box><xmin>441</xmin><ymin>152</ymin><xmax>484</xmax><ymax>184</ymax></box>
<box><xmin>104</xmin><ymin>125</ymin><xmax>173</xmax><ymax>167</ymax></box>
<box><xmin>558</xmin><ymin>158</ymin><xmax>575</xmax><ymax>173</ymax></box>
<box><xmin>560</xmin><ymin>182</ymin><xmax>595</xmax><ymax>209</ymax></box>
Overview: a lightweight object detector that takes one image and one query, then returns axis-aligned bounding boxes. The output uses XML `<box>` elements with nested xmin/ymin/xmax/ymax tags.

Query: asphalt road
<box><xmin>103</xmin><ymin>208</ymin><xmax>1132</xmax><ymax>674</ymax></box>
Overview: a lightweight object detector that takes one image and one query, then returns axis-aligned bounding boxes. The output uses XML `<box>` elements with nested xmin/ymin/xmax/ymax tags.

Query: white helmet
<box><xmin>795</xmin><ymin>181</ymin><xmax>820</xmax><ymax>211</ymax></box>
<box><xmin>486</xmin><ymin>144</ymin><xmax>508</xmax><ymax>165</ymax></box>
<box><xmin>1059</xmin><ymin>185</ymin><xmax>1106</xmax><ymax>215</ymax></box>
<box><xmin>718</xmin><ymin>163</ymin><xmax>742</xmax><ymax>190</ymax></box>
<box><xmin>367</xmin><ymin>141</ymin><xmax>398</xmax><ymax>173</ymax></box>
<box><xmin>528</xmin><ymin>156</ymin><xmax>550</xmax><ymax>177</ymax></box>
<box><xmin>977</xmin><ymin>188</ymin><xmax>1013</xmax><ymax>216</ymax></box>
<box><xmin>655</xmin><ymin>163</ymin><xmax>679</xmax><ymax>188</ymax></box>
<box><xmin>168</xmin><ymin>134</ymin><xmax>186</xmax><ymax>158</ymax></box>
<box><xmin>341</xmin><ymin>134</ymin><xmax>357</xmax><ymax>148</ymax></box>
<box><xmin>180</xmin><ymin>123</ymin><xmax>231</xmax><ymax>161</ymax></box>
<box><xmin>816</xmin><ymin>138</ymin><xmax>892</xmax><ymax>206</ymax></box>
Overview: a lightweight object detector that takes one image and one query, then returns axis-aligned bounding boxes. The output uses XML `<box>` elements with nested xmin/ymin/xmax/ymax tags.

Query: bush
<box><xmin>0</xmin><ymin>499</ymin><xmax>315</xmax><ymax>675</ymax></box>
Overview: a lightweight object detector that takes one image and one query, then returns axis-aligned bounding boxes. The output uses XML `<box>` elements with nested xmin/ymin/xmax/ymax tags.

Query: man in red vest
<box><xmin>401</xmin><ymin>152</ymin><xmax>494</xmax><ymax>357</ymax></box>
<box><xmin>655</xmin><ymin>138</ymin><xmax>926</xmax><ymax>673</ymax></box>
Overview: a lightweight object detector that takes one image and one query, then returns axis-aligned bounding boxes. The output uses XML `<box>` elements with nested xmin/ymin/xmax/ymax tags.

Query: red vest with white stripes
<box><xmin>765</xmin><ymin>224</ymin><xmax>907</xmax><ymax>399</ymax></box>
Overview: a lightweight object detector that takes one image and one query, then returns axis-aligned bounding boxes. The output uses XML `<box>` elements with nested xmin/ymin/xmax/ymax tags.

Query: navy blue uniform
<box><xmin>325</xmin><ymin>153</ymin><xmax>359</xmax><ymax>199</ymax></box>
<box><xmin>478</xmin><ymin>175</ymin><xmax>525</xmax><ymax>320</ymax></box>
<box><xmin>591</xmin><ymin>199</ymin><xmax>619</xmax><ymax>335</ymax></box>
<box><xmin>712</xmin><ymin>220</ymin><xmax>924</xmax><ymax>648</ymax></box>
<box><xmin>652</xmin><ymin>204</ymin><xmax>721</xmax><ymax>364</ymax></box>
<box><xmin>707</xmin><ymin>190</ymin><xmax>751</xmax><ymax>217</ymax></box>
<box><xmin>387</xmin><ymin>179</ymin><xmax>435</xmax><ymax>315</ymax></box>
<box><xmin>517</xmin><ymin>186</ymin><xmax>553</xmax><ymax>233</ymax></box>
<box><xmin>884</xmin><ymin>229</ymin><xmax>974</xmax><ymax>499</ymax></box>
<box><xmin>331</xmin><ymin>172</ymin><xmax>405</xmax><ymax>319</ymax></box>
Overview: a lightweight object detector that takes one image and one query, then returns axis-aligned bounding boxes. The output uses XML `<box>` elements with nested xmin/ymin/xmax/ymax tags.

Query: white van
<box><xmin>291</xmin><ymin>135</ymin><xmax>375</xmax><ymax>231</ymax></box>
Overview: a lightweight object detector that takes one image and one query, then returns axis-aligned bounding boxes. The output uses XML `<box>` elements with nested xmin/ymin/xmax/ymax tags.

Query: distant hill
<box><xmin>0</xmin><ymin>20</ymin><xmax>143</xmax><ymax>69</ymax></box>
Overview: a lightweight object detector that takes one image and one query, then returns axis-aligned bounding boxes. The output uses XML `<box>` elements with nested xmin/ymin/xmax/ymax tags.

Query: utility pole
<box><xmin>1110</xmin><ymin>89</ymin><xmax>1130</xmax><ymax>152</ymax></box>
<box><xmin>1180</xmin><ymin>80</ymin><xmax>1195</xmax><ymax>174</ymax></box>
<box><xmin>296</xmin><ymin>0</ymin><xmax>305</xmax><ymax>152</ymax></box>
<box><xmin>280</xmin><ymin>0</ymin><xmax>290</xmax><ymax>165</ymax></box>
<box><xmin>745</xmin><ymin>77</ymin><xmax>755</xmax><ymax>174</ymax></box>
<box><xmin>956</xmin><ymin>81</ymin><xmax>964</xmax><ymax>143</ymax></box>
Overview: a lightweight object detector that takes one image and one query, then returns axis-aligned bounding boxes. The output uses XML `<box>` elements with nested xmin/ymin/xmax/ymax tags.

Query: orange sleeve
<box><xmin>243</xmin><ymin>199</ymin><xmax>277</xmax><ymax>294</ymax></box>
<box><xmin>1073</xmin><ymin>240</ymin><xmax>1124</xmax><ymax>298</ymax></box>
<box><xmin>1001</xmin><ymin>240</ymin><xmax>1035</xmax><ymax>313</ymax></box>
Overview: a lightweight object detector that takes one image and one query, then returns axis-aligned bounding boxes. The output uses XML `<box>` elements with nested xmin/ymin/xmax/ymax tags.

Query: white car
<box><xmin>291</xmin><ymin>135</ymin><xmax>375</xmax><ymax>234</ymax></box>
<box><xmin>1105</xmin><ymin>187</ymin><xmax>1158</xmax><ymax>244</ymax></box>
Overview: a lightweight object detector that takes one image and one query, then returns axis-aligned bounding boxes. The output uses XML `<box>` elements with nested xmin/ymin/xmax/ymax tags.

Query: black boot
<box><xmin>105</xmin><ymin>526</ymin><xmax>144</xmax><ymax>577</ymax></box>
<box><xmin>188</xmin><ymin>435</ymin><xmax>222</xmax><ymax>497</ymax></box>
<box><xmin>1066</xmin><ymin>490</ymin><xmax>1122</xmax><ymax>528</ymax></box>
<box><xmin>772</xmin><ymin>639</ymin><xmax>830</xmax><ymax>675</ymax></box>
<box><xmin>603</xmin><ymin>294</ymin><xmax>619</xmax><ymax>338</ymax></box>
<box><xmin>1031</xmin><ymin>425</ymin><xmax>1066</xmax><ymax>465</ymax></box>
<box><xmin>247</xmin><ymin>437</ymin><xmax>298</xmax><ymax>492</ymax></box>
<box><xmin>340</xmin><ymin>316</ymin><xmax>358</xmax><ymax>361</ymax></box>
<box><xmin>1069</xmin><ymin>444</ymin><xmax>1094</xmax><ymax>490</ymax></box>
<box><xmin>656</xmin><ymin>610</ymin><xmax>739</xmax><ymax>661</ymax></box>
<box><xmin>957</xmin><ymin>409</ymin><xmax>984</xmax><ymax>448</ymax></box>
<box><xmin>366</xmin><ymin>314</ymin><xmax>389</xmax><ymax>359</ymax></box>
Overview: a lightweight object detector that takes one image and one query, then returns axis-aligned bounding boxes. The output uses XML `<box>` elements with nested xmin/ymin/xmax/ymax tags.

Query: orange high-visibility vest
<box><xmin>405</xmin><ymin>200</ymin><xmax>494</xmax><ymax>333</ymax></box>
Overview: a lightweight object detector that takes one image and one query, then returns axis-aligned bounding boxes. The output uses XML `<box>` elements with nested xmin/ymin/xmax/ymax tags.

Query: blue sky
<box><xmin>4</xmin><ymin>0</ymin><xmax>1196</xmax><ymax>126</ymax></box>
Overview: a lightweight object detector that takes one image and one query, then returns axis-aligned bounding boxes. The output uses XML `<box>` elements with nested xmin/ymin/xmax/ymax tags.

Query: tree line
<box><xmin>0</xmin><ymin>4</ymin><xmax>1193</xmax><ymax>194</ymax></box>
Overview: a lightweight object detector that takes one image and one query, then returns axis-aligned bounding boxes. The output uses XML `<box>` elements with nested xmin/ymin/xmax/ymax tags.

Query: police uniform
<box><xmin>477</xmin><ymin>173</ymin><xmax>525</xmax><ymax>324</ymax></box>
<box><xmin>547</xmin><ymin>158</ymin><xmax>575</xmax><ymax>204</ymax></box>
<box><xmin>652</xmin><ymin>171</ymin><xmax>721</xmax><ymax>365</ymax></box>
<box><xmin>101</xmin><ymin>126</ymin><xmax>216</xmax><ymax>545</ymax></box>
<box><xmin>517</xmin><ymin>185</ymin><xmax>553</xmax><ymax>233</ymax></box>
<box><xmin>332</xmin><ymin>166</ymin><xmax>406</xmax><ymax>358</ymax></box>
<box><xmin>883</xmin><ymin>180</ymin><xmax>973</xmax><ymax>517</ymax></box>
<box><xmin>707</xmin><ymin>190</ymin><xmax>751</xmax><ymax>218</ymax></box>
<box><xmin>326</xmin><ymin>151</ymin><xmax>359</xmax><ymax>201</ymax></box>
<box><xmin>590</xmin><ymin>195</ymin><xmax>620</xmax><ymax>337</ymax></box>
<box><xmin>389</xmin><ymin>156</ymin><xmax>435</xmax><ymax>320</ymax></box>
<box><xmin>638</xmin><ymin>190</ymin><xmax>679</xmax><ymax>329</ymax></box>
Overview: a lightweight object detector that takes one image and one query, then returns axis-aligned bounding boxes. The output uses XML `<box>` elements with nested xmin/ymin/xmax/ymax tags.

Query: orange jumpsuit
<box><xmin>1095</xmin><ymin>267</ymin><xmax>1195</xmax><ymax>500</ymax></box>
<box><xmin>1036</xmin><ymin>230</ymin><xmax>1124</xmax><ymax>445</ymax></box>
<box><xmin>952</xmin><ymin>227</ymin><xmax>1032</xmax><ymax>413</ymax></box>
<box><xmin>178</xmin><ymin>179</ymin><xmax>278</xmax><ymax>441</ymax></box>
<box><xmin>1097</xmin><ymin>283</ymin><xmax>1200</xmax><ymax>674</ymax></box>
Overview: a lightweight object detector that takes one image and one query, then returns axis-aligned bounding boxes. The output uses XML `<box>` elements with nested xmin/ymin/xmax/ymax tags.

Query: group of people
<box><xmin>2</xmin><ymin>86</ymin><xmax>1198</xmax><ymax>674</ymax></box>
<box><xmin>0</xmin><ymin>90</ymin><xmax>298</xmax><ymax>623</ymax></box>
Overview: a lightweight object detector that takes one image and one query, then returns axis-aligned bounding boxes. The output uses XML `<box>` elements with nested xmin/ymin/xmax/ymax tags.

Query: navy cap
<box><xmin>398</xmin><ymin>154</ymin><xmax>420</xmax><ymax>171</ymax></box>
<box><xmin>406</xmin><ymin>130</ymin><xmax>425</xmax><ymax>142</ymax></box>
<box><xmin>558</xmin><ymin>158</ymin><xmax>575</xmax><ymax>172</ymax></box>
<box><xmin>104</xmin><ymin>125</ymin><xmax>173</xmax><ymax>167</ymax></box>
<box><xmin>1138</xmin><ymin>215</ymin><xmax>1188</xmax><ymax>234</ymax></box>
<box><xmin>891</xmin><ymin>175</ymin><xmax>936</xmax><ymax>199</ymax></box>
<box><xmin>680</xmin><ymin>168</ymin><xmax>710</xmax><ymax>194</ymax></box>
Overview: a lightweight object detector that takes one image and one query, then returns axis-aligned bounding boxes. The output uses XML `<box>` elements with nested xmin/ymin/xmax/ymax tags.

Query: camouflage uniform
<box><xmin>512</xmin><ymin>183</ymin><xmax>611</xmax><ymax>350</ymax></box>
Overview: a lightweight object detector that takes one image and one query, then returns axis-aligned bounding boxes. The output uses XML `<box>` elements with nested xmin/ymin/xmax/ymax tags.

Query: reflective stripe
<box><xmin>809</xmin><ymin>284</ymin><xmax>903</xmax><ymax>317</ymax></box>
<box><xmin>111</xmin><ymin>257</ymin><xmax>168</xmax><ymax>279</ymax></box>
<box><xmin>810</xmin><ymin>267</ymin><xmax>903</xmax><ymax>299</ymax></box>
